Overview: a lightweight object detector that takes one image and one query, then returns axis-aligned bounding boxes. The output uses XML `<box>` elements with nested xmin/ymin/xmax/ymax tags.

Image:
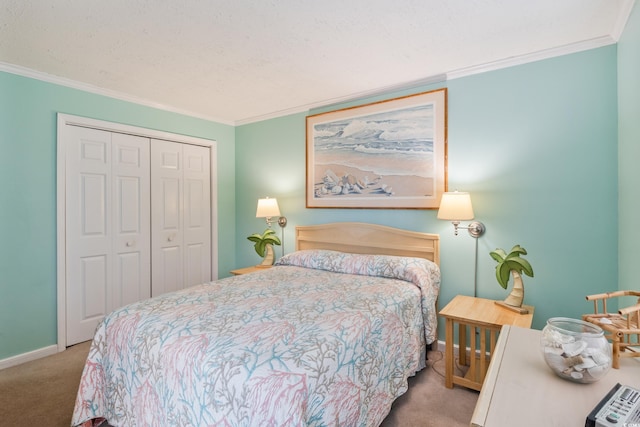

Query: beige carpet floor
<box><xmin>0</xmin><ymin>342</ymin><xmax>478</xmax><ymax>426</ymax></box>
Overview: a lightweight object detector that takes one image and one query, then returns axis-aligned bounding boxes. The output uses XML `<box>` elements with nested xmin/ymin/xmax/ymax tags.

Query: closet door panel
<box><xmin>161</xmin><ymin>178</ymin><xmax>181</xmax><ymax>229</ymax></box>
<box><xmin>183</xmin><ymin>144</ymin><xmax>211</xmax><ymax>286</ymax></box>
<box><xmin>151</xmin><ymin>140</ymin><xmax>184</xmax><ymax>297</ymax></box>
<box><xmin>111</xmin><ymin>133</ymin><xmax>151</xmax><ymax>308</ymax></box>
<box><xmin>185</xmin><ymin>244</ymin><xmax>205</xmax><ymax>286</ymax></box>
<box><xmin>117</xmin><ymin>252</ymin><xmax>143</xmax><ymax>305</ymax></box>
<box><xmin>66</xmin><ymin>127</ymin><xmax>112</xmax><ymax>345</ymax></box>
<box><xmin>151</xmin><ymin>141</ymin><xmax>211</xmax><ymax>295</ymax></box>
<box><xmin>159</xmin><ymin>246</ymin><xmax>183</xmax><ymax>294</ymax></box>
<box><xmin>81</xmin><ymin>255</ymin><xmax>107</xmax><ymax>319</ymax></box>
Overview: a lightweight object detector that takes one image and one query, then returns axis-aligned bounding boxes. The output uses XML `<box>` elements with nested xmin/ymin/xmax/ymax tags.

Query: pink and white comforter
<box><xmin>72</xmin><ymin>250</ymin><xmax>440</xmax><ymax>427</ymax></box>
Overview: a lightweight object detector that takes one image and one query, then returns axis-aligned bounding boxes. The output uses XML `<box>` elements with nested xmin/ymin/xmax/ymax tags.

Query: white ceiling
<box><xmin>0</xmin><ymin>0</ymin><xmax>635</xmax><ymax>125</ymax></box>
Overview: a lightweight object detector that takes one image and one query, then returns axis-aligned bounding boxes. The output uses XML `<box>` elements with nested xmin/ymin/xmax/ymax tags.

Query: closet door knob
<box><xmin>126</xmin><ymin>241</ymin><xmax>135</xmax><ymax>247</ymax></box>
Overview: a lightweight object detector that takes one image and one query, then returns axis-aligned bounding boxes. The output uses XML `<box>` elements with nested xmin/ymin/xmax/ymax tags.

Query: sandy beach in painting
<box><xmin>313</xmin><ymin>163</ymin><xmax>434</xmax><ymax>198</ymax></box>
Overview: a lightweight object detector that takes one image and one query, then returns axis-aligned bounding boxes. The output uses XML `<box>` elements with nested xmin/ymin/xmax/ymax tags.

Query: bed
<box><xmin>72</xmin><ymin>222</ymin><xmax>440</xmax><ymax>427</ymax></box>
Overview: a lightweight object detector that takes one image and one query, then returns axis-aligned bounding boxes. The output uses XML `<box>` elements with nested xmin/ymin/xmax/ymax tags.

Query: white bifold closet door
<box><xmin>65</xmin><ymin>126</ymin><xmax>151</xmax><ymax>345</ymax></box>
<box><xmin>151</xmin><ymin>140</ymin><xmax>211</xmax><ymax>297</ymax></box>
<box><xmin>64</xmin><ymin>129</ymin><xmax>212</xmax><ymax>346</ymax></box>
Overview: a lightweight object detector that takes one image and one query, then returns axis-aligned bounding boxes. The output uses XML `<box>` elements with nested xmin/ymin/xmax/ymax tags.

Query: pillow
<box><xmin>275</xmin><ymin>249</ymin><xmax>439</xmax><ymax>287</ymax></box>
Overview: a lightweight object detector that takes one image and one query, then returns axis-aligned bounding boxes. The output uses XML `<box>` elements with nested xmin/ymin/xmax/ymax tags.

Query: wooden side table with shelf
<box><xmin>439</xmin><ymin>295</ymin><xmax>534</xmax><ymax>391</ymax></box>
<box><xmin>229</xmin><ymin>265</ymin><xmax>271</xmax><ymax>275</ymax></box>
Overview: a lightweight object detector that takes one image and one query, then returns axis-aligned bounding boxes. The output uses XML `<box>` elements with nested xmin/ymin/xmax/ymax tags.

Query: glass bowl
<box><xmin>540</xmin><ymin>317</ymin><xmax>611</xmax><ymax>383</ymax></box>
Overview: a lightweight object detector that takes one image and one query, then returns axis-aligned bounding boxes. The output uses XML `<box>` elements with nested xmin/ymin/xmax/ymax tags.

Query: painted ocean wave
<box><xmin>311</xmin><ymin>103</ymin><xmax>437</xmax><ymax>179</ymax></box>
<box><xmin>316</xmin><ymin>139</ymin><xmax>433</xmax><ymax>154</ymax></box>
<box><xmin>354</xmin><ymin>141</ymin><xmax>433</xmax><ymax>155</ymax></box>
<box><xmin>313</xmin><ymin>104</ymin><xmax>435</xmax><ymax>144</ymax></box>
<box><xmin>315</xmin><ymin>157</ymin><xmax>433</xmax><ymax>178</ymax></box>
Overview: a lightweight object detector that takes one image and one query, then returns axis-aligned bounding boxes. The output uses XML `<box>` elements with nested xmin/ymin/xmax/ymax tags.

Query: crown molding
<box><xmin>611</xmin><ymin>0</ymin><xmax>637</xmax><ymax>41</ymax></box>
<box><xmin>0</xmin><ymin>28</ymin><xmax>626</xmax><ymax>127</ymax></box>
<box><xmin>239</xmin><ymin>36</ymin><xmax>620</xmax><ymax>125</ymax></box>
<box><xmin>446</xmin><ymin>36</ymin><xmax>617</xmax><ymax>81</ymax></box>
<box><xmin>0</xmin><ymin>62</ymin><xmax>235</xmax><ymax>126</ymax></box>
<box><xmin>234</xmin><ymin>74</ymin><xmax>448</xmax><ymax>126</ymax></box>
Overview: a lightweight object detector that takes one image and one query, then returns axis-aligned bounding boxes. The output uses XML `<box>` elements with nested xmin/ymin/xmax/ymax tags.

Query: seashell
<box><xmin>543</xmin><ymin>329</ymin><xmax>574</xmax><ymax>346</ymax></box>
<box><xmin>590</xmin><ymin>350</ymin><xmax>611</xmax><ymax>366</ymax></box>
<box><xmin>323</xmin><ymin>170</ymin><xmax>339</xmax><ymax>185</ymax></box>
<box><xmin>544</xmin><ymin>353</ymin><xmax>566</xmax><ymax>373</ymax></box>
<box><xmin>351</xmin><ymin>185</ymin><xmax>362</xmax><ymax>194</ymax></box>
<box><xmin>343</xmin><ymin>174</ymin><xmax>357</xmax><ymax>185</ymax></box>
<box><xmin>341</xmin><ymin>186</ymin><xmax>349</xmax><ymax>195</ymax></box>
<box><xmin>332</xmin><ymin>185</ymin><xmax>343</xmax><ymax>194</ymax></box>
<box><xmin>574</xmin><ymin>358</ymin><xmax>597</xmax><ymax>370</ymax></box>
<box><xmin>322</xmin><ymin>177</ymin><xmax>336</xmax><ymax>188</ymax></box>
<box><xmin>562</xmin><ymin>340</ymin><xmax>587</xmax><ymax>357</ymax></box>
<box><xmin>570</xmin><ymin>371</ymin><xmax>584</xmax><ymax>380</ymax></box>
<box><xmin>587</xmin><ymin>364</ymin><xmax>608</xmax><ymax>378</ymax></box>
<box><xmin>544</xmin><ymin>346</ymin><xmax>564</xmax><ymax>355</ymax></box>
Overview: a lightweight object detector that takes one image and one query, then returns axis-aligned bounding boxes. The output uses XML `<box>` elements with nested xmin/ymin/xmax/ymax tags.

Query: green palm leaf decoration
<box><xmin>490</xmin><ymin>245</ymin><xmax>534</xmax><ymax>289</ymax></box>
<box><xmin>247</xmin><ymin>228</ymin><xmax>281</xmax><ymax>257</ymax></box>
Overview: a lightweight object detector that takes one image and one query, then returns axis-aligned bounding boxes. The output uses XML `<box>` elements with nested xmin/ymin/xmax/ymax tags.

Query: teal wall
<box><xmin>236</xmin><ymin>45</ymin><xmax>620</xmax><ymax>337</ymax></box>
<box><xmin>0</xmin><ymin>72</ymin><xmax>236</xmax><ymax>359</ymax></box>
<box><xmin>619</xmin><ymin>3</ymin><xmax>640</xmax><ymax>299</ymax></box>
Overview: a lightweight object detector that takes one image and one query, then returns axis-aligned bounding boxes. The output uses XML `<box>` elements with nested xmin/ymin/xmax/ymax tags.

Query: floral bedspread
<box><xmin>72</xmin><ymin>250</ymin><xmax>440</xmax><ymax>427</ymax></box>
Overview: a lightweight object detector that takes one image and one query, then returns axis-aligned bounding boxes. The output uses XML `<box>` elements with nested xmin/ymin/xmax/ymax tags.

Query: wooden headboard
<box><xmin>295</xmin><ymin>222</ymin><xmax>440</xmax><ymax>265</ymax></box>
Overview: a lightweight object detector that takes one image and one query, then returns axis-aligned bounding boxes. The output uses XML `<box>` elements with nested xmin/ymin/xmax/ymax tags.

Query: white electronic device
<box><xmin>586</xmin><ymin>383</ymin><xmax>640</xmax><ymax>427</ymax></box>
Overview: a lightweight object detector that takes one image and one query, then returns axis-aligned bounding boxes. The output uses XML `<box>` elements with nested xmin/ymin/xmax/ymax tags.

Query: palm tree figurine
<box><xmin>490</xmin><ymin>245</ymin><xmax>534</xmax><ymax>314</ymax></box>
<box><xmin>247</xmin><ymin>228</ymin><xmax>282</xmax><ymax>267</ymax></box>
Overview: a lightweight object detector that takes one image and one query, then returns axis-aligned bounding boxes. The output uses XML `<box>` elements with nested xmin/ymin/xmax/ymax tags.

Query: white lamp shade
<box><xmin>256</xmin><ymin>197</ymin><xmax>280</xmax><ymax>218</ymax></box>
<box><xmin>437</xmin><ymin>192</ymin><xmax>474</xmax><ymax>220</ymax></box>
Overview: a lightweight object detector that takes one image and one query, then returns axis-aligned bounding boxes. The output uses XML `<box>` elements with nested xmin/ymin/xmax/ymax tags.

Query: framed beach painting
<box><xmin>306</xmin><ymin>88</ymin><xmax>447</xmax><ymax>209</ymax></box>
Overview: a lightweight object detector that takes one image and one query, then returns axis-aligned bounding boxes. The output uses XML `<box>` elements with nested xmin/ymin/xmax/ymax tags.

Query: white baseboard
<box><xmin>0</xmin><ymin>345</ymin><xmax>58</xmax><ymax>370</ymax></box>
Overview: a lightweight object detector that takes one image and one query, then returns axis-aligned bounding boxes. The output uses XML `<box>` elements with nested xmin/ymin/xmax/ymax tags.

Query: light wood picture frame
<box><xmin>306</xmin><ymin>88</ymin><xmax>447</xmax><ymax>209</ymax></box>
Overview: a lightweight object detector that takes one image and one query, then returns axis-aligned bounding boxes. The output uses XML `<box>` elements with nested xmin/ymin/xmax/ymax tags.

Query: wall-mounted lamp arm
<box><xmin>263</xmin><ymin>215</ymin><xmax>287</xmax><ymax>228</ymax></box>
<box><xmin>452</xmin><ymin>220</ymin><xmax>486</xmax><ymax>238</ymax></box>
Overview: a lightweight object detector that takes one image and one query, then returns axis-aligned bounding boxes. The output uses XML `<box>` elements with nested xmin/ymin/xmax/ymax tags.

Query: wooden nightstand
<box><xmin>230</xmin><ymin>265</ymin><xmax>271</xmax><ymax>275</ymax></box>
<box><xmin>439</xmin><ymin>295</ymin><xmax>534</xmax><ymax>391</ymax></box>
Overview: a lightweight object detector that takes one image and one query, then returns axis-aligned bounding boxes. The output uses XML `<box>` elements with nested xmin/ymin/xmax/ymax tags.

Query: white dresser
<box><xmin>471</xmin><ymin>325</ymin><xmax>640</xmax><ymax>427</ymax></box>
